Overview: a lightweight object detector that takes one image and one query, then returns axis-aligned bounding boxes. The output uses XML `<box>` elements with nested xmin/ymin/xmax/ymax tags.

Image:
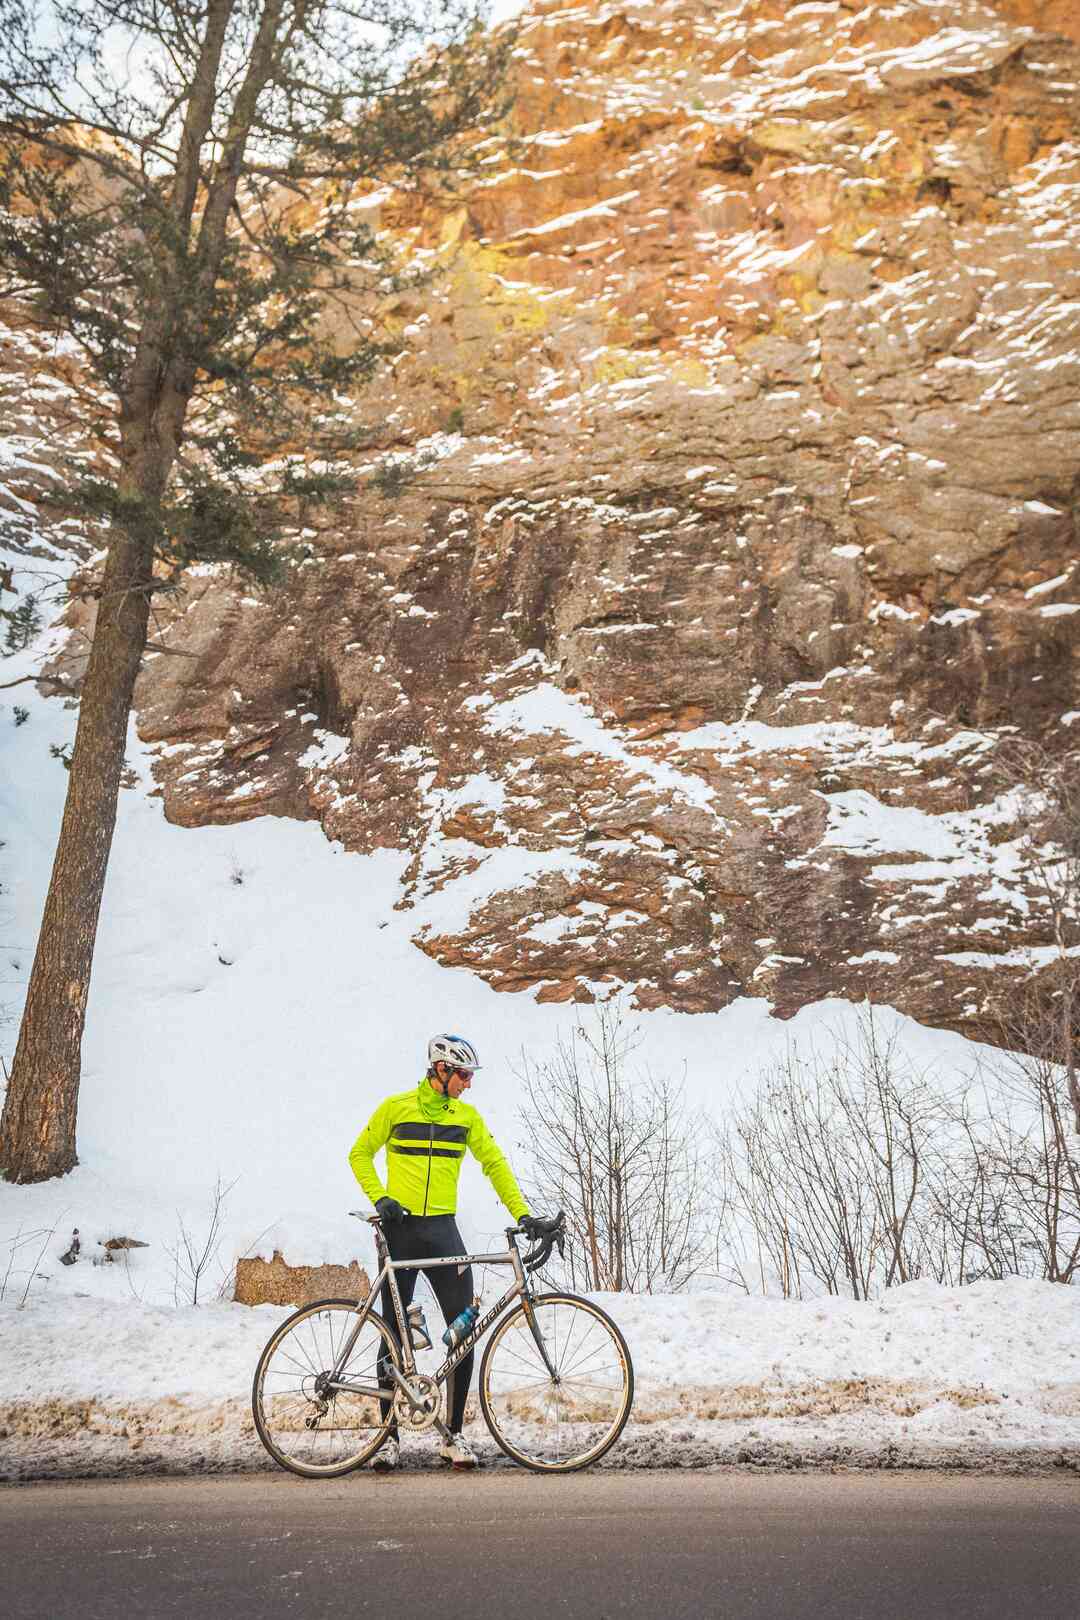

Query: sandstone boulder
<box><xmin>234</xmin><ymin>1250</ymin><xmax>370</xmax><ymax>1308</ymax></box>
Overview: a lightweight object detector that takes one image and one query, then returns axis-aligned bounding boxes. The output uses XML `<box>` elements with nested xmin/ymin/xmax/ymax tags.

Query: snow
<box><xmin>820</xmin><ymin>789</ymin><xmax>974</xmax><ymax>860</ymax></box>
<box><xmin>2</xmin><ymin>1278</ymin><xmax>1076</xmax><ymax>1478</ymax></box>
<box><xmin>520</xmin><ymin>912</ymin><xmax>584</xmax><ymax>944</ymax></box>
<box><xmin>939</xmin><ymin>943</ymin><xmax>1080</xmax><ymax>972</ymax></box>
<box><xmin>1025</xmin><ymin>572</ymin><xmax>1072</xmax><ymax>598</ymax></box>
<box><xmin>440</xmin><ymin>773</ymin><xmax>507</xmax><ymax>814</ymax></box>
<box><xmin>469</xmin><ymin>446</ymin><xmax>527</xmax><ymax>467</ymax></box>
<box><xmin>481</xmin><ymin>681</ymin><xmax>723</xmax><ymax>815</ymax></box>
<box><xmin>674</xmin><ymin>716</ymin><xmax>994</xmax><ymax>775</ymax></box>
<box><xmin>870</xmin><ymin>601</ymin><xmax>920</xmax><ymax>623</ymax></box>
<box><xmin>296</xmin><ymin>727</ymin><xmax>350</xmax><ymax>772</ymax></box>
<box><xmin>509</xmin><ymin>190</ymin><xmax>640</xmax><ymax>240</ymax></box>
<box><xmin>410</xmin><ymin>843</ymin><xmax>592</xmax><ymax>937</ymax></box>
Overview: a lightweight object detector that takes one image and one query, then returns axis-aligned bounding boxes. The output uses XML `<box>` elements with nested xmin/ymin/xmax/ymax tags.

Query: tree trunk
<box><xmin>0</xmin><ymin>506</ymin><xmax>155</xmax><ymax>1182</ymax></box>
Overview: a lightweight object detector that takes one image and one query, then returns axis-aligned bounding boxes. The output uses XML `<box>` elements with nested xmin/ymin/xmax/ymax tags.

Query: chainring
<box><xmin>393</xmin><ymin>1373</ymin><xmax>441</xmax><ymax>1432</ymax></box>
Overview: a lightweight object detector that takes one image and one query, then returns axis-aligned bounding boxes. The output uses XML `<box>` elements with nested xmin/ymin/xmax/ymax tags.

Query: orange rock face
<box><xmin>999</xmin><ymin>1</ymin><xmax>1080</xmax><ymax>45</ymax></box>
<box><xmin>233</xmin><ymin>1251</ymin><xmax>370</xmax><ymax>1307</ymax></box>
<box><xmin>24</xmin><ymin>0</ymin><xmax>1080</xmax><ymax>1035</ymax></box>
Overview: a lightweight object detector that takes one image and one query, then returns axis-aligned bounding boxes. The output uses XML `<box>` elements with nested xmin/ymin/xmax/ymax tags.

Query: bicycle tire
<box><xmin>478</xmin><ymin>1292</ymin><xmax>634</xmax><ymax>1473</ymax></box>
<box><xmin>252</xmin><ymin>1297</ymin><xmax>401</xmax><ymax>1478</ymax></box>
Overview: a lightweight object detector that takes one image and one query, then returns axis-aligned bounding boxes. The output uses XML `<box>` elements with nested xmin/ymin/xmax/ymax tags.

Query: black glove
<box><xmin>376</xmin><ymin>1197</ymin><xmax>406</xmax><ymax>1224</ymax></box>
<box><xmin>519</xmin><ymin>1214</ymin><xmax>548</xmax><ymax>1241</ymax></box>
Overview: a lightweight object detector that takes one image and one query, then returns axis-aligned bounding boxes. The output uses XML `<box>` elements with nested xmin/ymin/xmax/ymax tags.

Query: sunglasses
<box><xmin>448</xmin><ymin>1066</ymin><xmax>474</xmax><ymax>1081</ymax></box>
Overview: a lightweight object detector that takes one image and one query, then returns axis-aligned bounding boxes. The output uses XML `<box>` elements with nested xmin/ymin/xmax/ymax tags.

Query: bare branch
<box><xmin>0</xmin><ymin>671</ymin><xmax>75</xmax><ymax>692</ymax></box>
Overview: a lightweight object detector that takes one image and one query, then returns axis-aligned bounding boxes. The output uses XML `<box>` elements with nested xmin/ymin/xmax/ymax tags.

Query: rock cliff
<box><xmin>12</xmin><ymin>0</ymin><xmax>1080</xmax><ymax>1033</ymax></box>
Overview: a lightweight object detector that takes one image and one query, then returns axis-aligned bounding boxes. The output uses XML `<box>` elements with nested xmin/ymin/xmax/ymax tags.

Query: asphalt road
<box><xmin>1</xmin><ymin>1470</ymin><xmax>1077</xmax><ymax>1620</ymax></box>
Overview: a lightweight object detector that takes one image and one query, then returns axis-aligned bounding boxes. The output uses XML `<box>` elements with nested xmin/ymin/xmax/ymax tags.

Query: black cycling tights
<box><xmin>378</xmin><ymin>1214</ymin><xmax>475</xmax><ymax>1436</ymax></box>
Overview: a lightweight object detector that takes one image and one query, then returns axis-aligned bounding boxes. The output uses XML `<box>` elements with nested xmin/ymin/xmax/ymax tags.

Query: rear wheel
<box><xmin>252</xmin><ymin>1298</ymin><xmax>400</xmax><ymax>1477</ymax></box>
<box><xmin>478</xmin><ymin>1292</ymin><xmax>633</xmax><ymax>1473</ymax></box>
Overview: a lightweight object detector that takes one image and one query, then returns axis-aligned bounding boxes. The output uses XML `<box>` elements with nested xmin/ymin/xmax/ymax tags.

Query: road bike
<box><xmin>251</xmin><ymin>1210</ymin><xmax>634</xmax><ymax>1476</ymax></box>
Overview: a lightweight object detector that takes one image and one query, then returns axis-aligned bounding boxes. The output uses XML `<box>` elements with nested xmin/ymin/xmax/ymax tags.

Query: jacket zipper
<box><xmin>422</xmin><ymin>1120</ymin><xmax>434</xmax><ymax>1215</ymax></box>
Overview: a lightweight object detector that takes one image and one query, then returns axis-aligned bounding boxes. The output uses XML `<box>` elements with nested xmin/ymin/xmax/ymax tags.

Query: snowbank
<box><xmin>1</xmin><ymin>1279</ymin><xmax>1077</xmax><ymax>1480</ymax></box>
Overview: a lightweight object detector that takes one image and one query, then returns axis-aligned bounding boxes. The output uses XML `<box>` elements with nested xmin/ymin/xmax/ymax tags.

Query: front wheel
<box><xmin>252</xmin><ymin>1298</ymin><xmax>400</xmax><ymax>1477</ymax></box>
<box><xmin>478</xmin><ymin>1292</ymin><xmax>634</xmax><ymax>1473</ymax></box>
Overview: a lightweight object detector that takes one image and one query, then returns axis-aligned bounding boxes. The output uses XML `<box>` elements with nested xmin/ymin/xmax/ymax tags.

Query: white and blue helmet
<box><xmin>428</xmin><ymin>1033</ymin><xmax>481</xmax><ymax>1072</ymax></box>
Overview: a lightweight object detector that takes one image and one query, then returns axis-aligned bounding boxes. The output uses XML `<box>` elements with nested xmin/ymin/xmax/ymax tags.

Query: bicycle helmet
<box><xmin>428</xmin><ymin>1033</ymin><xmax>482</xmax><ymax>1072</ymax></box>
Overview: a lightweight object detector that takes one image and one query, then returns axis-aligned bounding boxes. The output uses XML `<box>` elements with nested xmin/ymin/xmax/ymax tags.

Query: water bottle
<box><xmin>442</xmin><ymin>1298</ymin><xmax>481</xmax><ymax>1349</ymax></box>
<box><xmin>407</xmin><ymin>1303</ymin><xmax>432</xmax><ymax>1350</ymax></box>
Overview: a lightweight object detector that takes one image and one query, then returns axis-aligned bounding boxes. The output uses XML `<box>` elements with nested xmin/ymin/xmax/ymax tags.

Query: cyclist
<box><xmin>348</xmin><ymin>1032</ymin><xmax>546</xmax><ymax>1471</ymax></box>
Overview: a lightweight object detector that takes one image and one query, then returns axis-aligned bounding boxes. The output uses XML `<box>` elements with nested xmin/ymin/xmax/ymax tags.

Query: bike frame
<box><xmin>324</xmin><ymin>1223</ymin><xmax>558</xmax><ymax>1438</ymax></box>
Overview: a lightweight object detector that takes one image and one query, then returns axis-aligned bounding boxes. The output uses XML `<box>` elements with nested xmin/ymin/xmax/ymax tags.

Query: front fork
<box><xmin>519</xmin><ymin>1286</ymin><xmax>561</xmax><ymax>1383</ymax></box>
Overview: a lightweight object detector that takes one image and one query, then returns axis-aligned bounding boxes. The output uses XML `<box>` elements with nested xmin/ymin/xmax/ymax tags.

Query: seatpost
<box><xmin>368</xmin><ymin>1214</ymin><xmax>388</xmax><ymax>1263</ymax></box>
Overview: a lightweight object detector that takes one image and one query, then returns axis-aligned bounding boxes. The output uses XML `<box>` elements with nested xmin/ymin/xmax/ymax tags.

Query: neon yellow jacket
<box><xmin>348</xmin><ymin>1079</ymin><xmax>530</xmax><ymax>1220</ymax></box>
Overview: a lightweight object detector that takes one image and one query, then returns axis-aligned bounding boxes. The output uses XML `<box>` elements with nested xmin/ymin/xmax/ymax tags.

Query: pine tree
<box><xmin>2</xmin><ymin>593</ymin><xmax>41</xmax><ymax>654</ymax></box>
<box><xmin>0</xmin><ymin>0</ymin><xmax>513</xmax><ymax>1181</ymax></box>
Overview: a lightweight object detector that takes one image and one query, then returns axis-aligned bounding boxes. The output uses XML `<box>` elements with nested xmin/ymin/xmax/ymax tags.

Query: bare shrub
<box><xmin>946</xmin><ymin>1034</ymin><xmax>1080</xmax><ymax>1285</ymax></box>
<box><xmin>515</xmin><ymin>1001</ymin><xmax>723</xmax><ymax>1293</ymax></box>
<box><xmin>0</xmin><ymin>1216</ymin><xmax>60</xmax><ymax>1306</ymax></box>
<box><xmin>716</xmin><ymin>1002</ymin><xmax>1079</xmax><ymax>1298</ymax></box>
<box><xmin>167</xmin><ymin>1175</ymin><xmax>237</xmax><ymax>1306</ymax></box>
<box><xmin>716</xmin><ymin>1009</ymin><xmax>955</xmax><ymax>1299</ymax></box>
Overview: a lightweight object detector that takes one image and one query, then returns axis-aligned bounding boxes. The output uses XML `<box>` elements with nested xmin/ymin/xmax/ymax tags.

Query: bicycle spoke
<box><xmin>559</xmin><ymin>1341</ymin><xmax>616</xmax><ymax>1379</ymax></box>
<box><xmin>560</xmin><ymin>1375</ymin><xmax>623</xmax><ymax>1392</ymax></box>
<box><xmin>557</xmin><ymin>1321</ymin><xmax>608</xmax><ymax>1373</ymax></box>
<box><xmin>306</xmin><ymin>1315</ymin><xmax>324</xmax><ymax>1374</ymax></box>
<box><xmin>481</xmin><ymin>1296</ymin><xmax>632</xmax><ymax>1473</ymax></box>
<box><xmin>274</xmin><ymin>1348</ymin><xmax>317</xmax><ymax>1379</ymax></box>
<box><xmin>485</xmin><ymin>1376</ymin><xmax>553</xmax><ymax>1395</ymax></box>
<box><xmin>559</xmin><ymin>1361</ymin><xmax>568</xmax><ymax>1459</ymax></box>
<box><xmin>537</xmin><ymin>1309</ymin><xmax>599</xmax><ymax>1380</ymax></box>
<box><xmin>254</xmin><ymin>1302</ymin><xmax>399</xmax><ymax>1477</ymax></box>
<box><xmin>556</xmin><ymin>1302</ymin><xmax>585</xmax><ymax>1370</ymax></box>
<box><xmin>287</xmin><ymin>1334</ymin><xmax>319</xmax><ymax>1377</ymax></box>
<box><xmin>491</xmin><ymin>1339</ymin><xmax>547</xmax><ymax>1376</ymax></box>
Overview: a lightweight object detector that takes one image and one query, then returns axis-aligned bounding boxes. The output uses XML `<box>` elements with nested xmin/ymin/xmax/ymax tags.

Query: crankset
<box><xmin>393</xmin><ymin>1373</ymin><xmax>441</xmax><ymax>1432</ymax></box>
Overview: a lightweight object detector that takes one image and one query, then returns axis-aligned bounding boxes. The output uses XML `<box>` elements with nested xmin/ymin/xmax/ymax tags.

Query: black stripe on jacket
<box><xmin>391</xmin><ymin>1122</ymin><xmax>468</xmax><ymax>1144</ymax></box>
<box><xmin>389</xmin><ymin>1143</ymin><xmax>465</xmax><ymax>1159</ymax></box>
